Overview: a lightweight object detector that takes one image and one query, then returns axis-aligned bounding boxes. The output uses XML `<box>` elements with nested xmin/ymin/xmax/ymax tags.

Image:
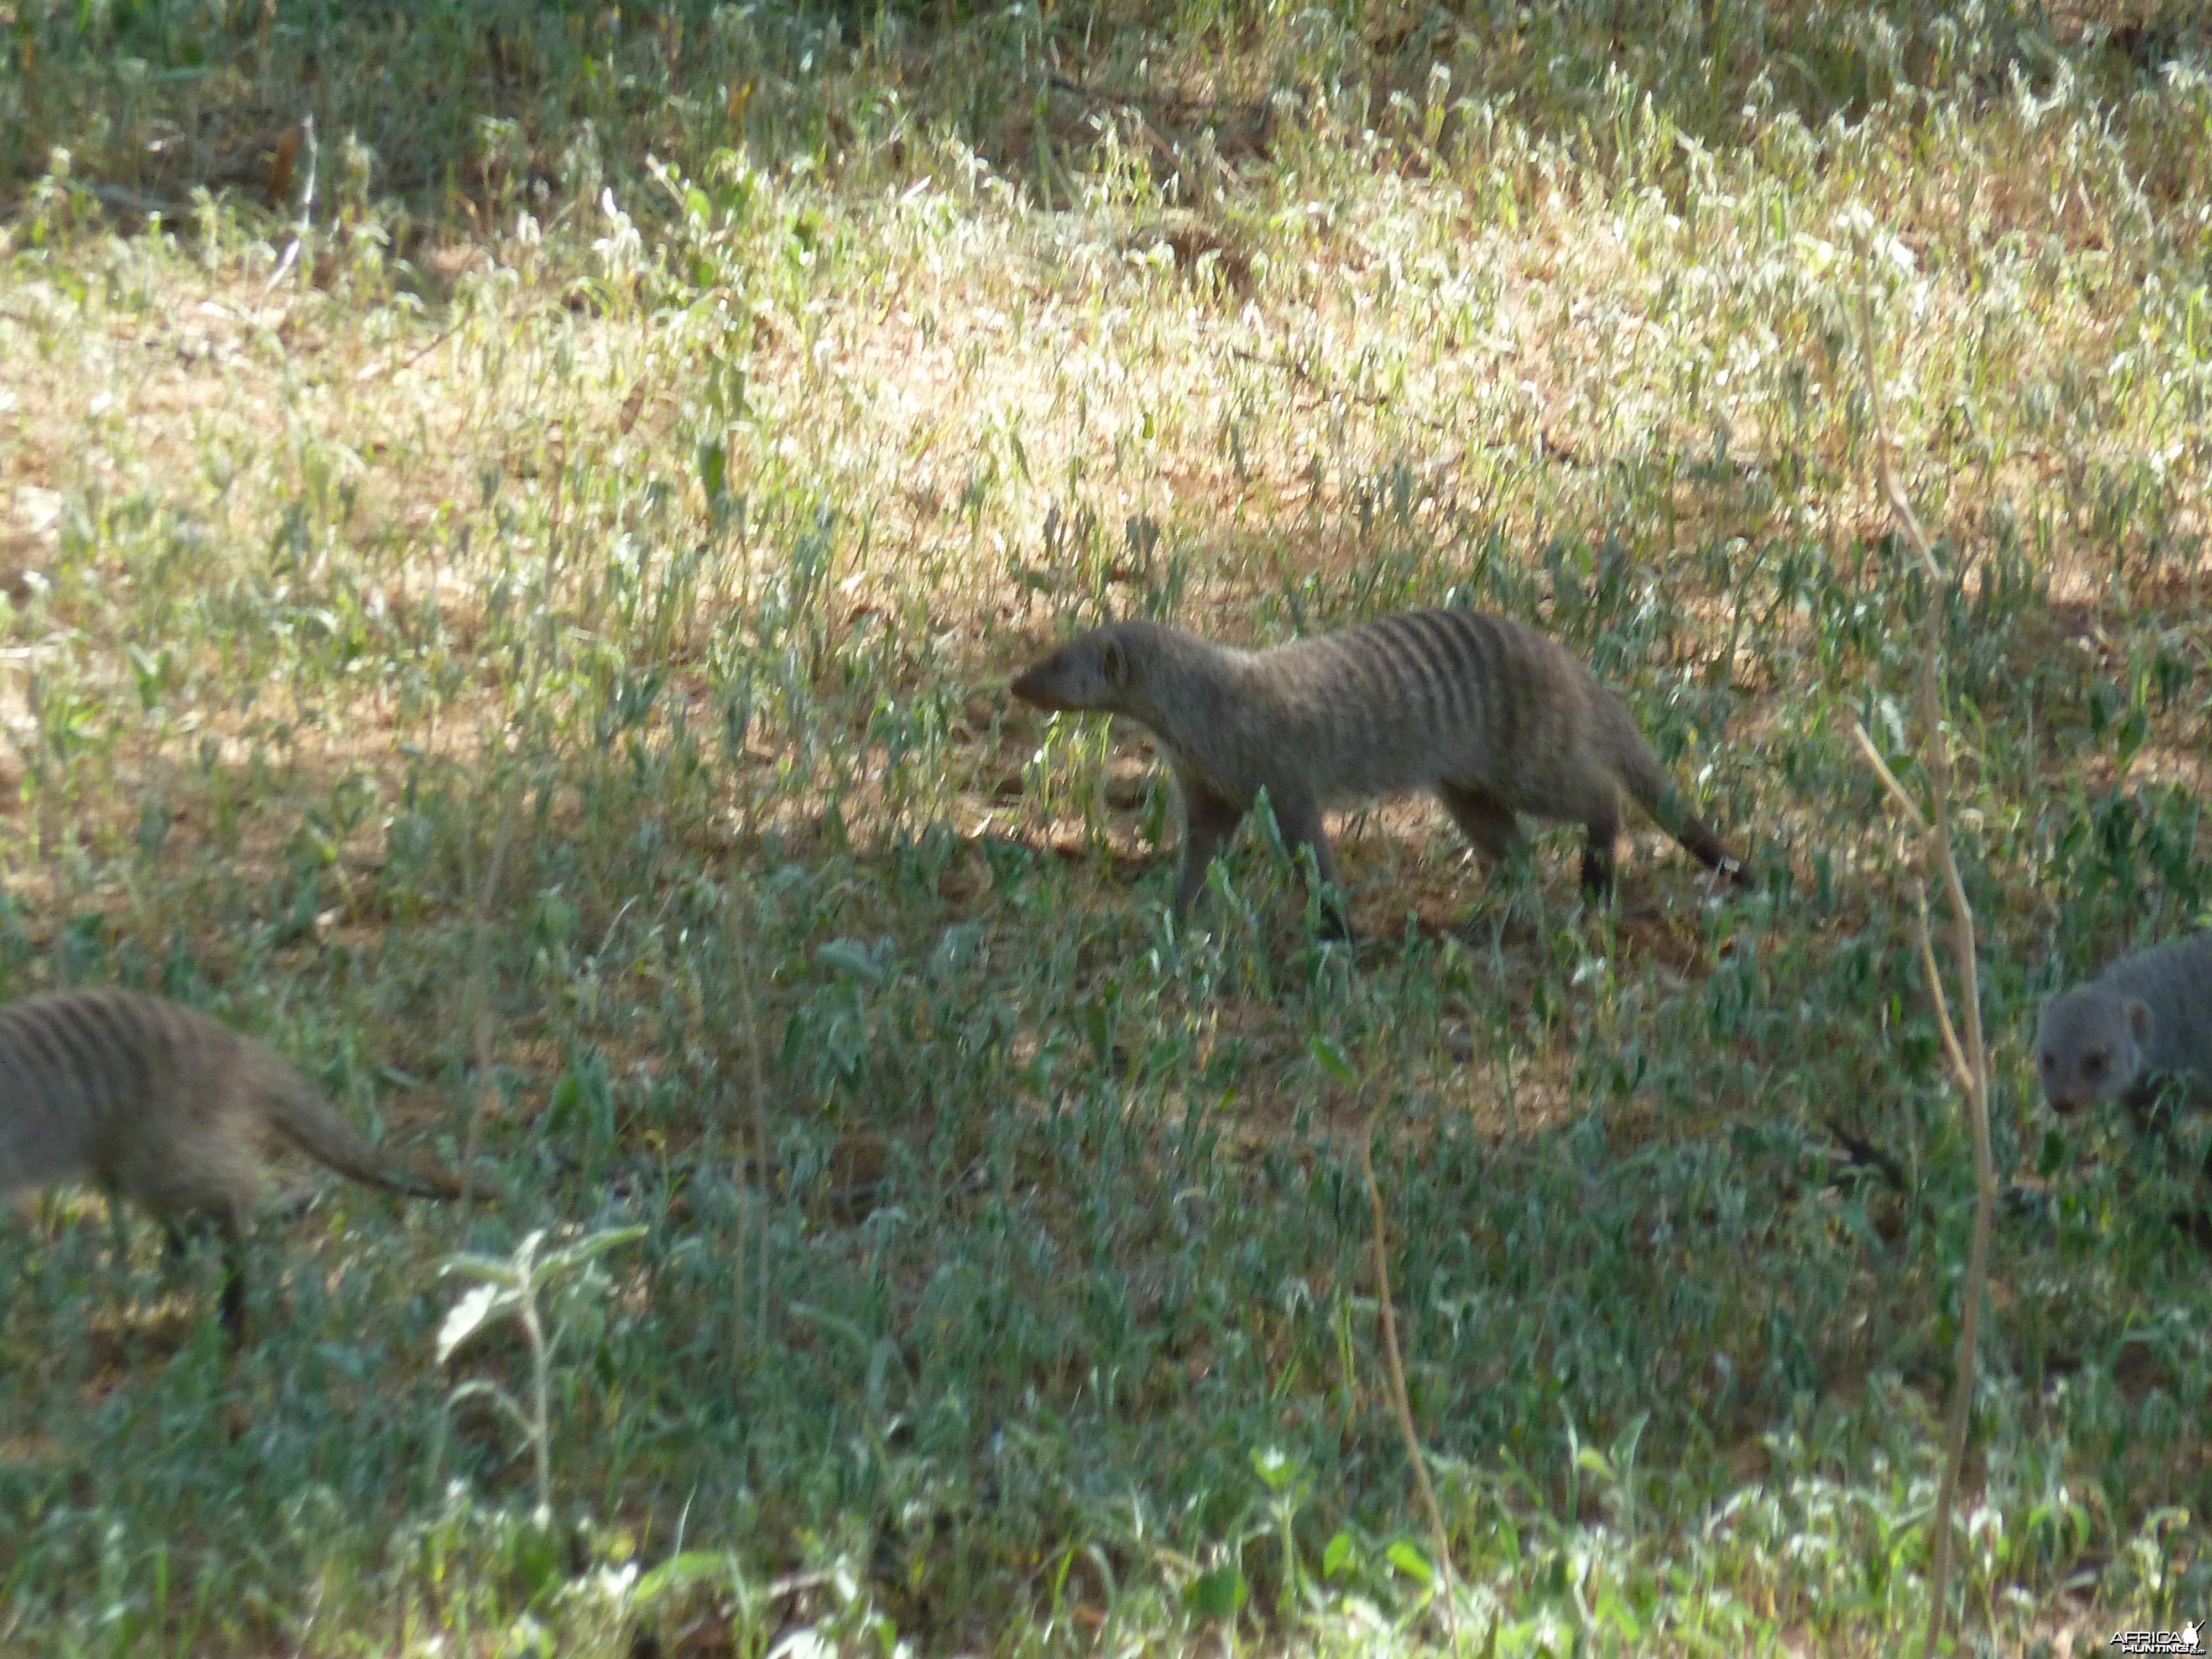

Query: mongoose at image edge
<box><xmin>0</xmin><ymin>987</ymin><xmax>489</xmax><ymax>1344</ymax></box>
<box><xmin>1008</xmin><ymin>607</ymin><xmax>1742</xmax><ymax>932</ymax></box>
<box><xmin>2036</xmin><ymin>931</ymin><xmax>2212</xmax><ymax>1123</ymax></box>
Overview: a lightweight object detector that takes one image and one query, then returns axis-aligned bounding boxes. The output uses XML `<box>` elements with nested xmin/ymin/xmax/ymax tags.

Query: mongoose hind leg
<box><xmin>1579</xmin><ymin>803</ymin><xmax>1622</xmax><ymax>897</ymax></box>
<box><xmin>130</xmin><ymin>1143</ymin><xmax>257</xmax><ymax>1345</ymax></box>
<box><xmin>160</xmin><ymin>1213</ymin><xmax>249</xmax><ymax>1346</ymax></box>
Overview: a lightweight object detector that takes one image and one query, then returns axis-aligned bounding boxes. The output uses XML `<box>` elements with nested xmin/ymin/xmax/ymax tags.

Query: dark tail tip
<box><xmin>393</xmin><ymin>1160</ymin><xmax>476</xmax><ymax>1202</ymax></box>
<box><xmin>1684</xmin><ymin>822</ymin><xmax>1745</xmax><ymax>884</ymax></box>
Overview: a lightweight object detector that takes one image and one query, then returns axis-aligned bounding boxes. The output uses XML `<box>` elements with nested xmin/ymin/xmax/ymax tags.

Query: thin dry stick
<box><xmin>1357</xmin><ymin>1112</ymin><xmax>1459</xmax><ymax>1648</ymax></box>
<box><xmin>1854</xmin><ymin>276</ymin><xmax>1997</xmax><ymax>1659</ymax></box>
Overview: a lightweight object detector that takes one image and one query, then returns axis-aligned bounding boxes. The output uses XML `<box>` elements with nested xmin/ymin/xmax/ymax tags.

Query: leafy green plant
<box><xmin>436</xmin><ymin>1224</ymin><xmax>648</xmax><ymax>1518</ymax></box>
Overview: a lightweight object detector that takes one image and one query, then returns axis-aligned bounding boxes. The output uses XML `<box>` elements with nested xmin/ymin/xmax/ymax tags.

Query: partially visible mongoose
<box><xmin>0</xmin><ymin>988</ymin><xmax>485</xmax><ymax>1343</ymax></box>
<box><xmin>1008</xmin><ymin>607</ymin><xmax>1740</xmax><ymax>932</ymax></box>
<box><xmin>2036</xmin><ymin>931</ymin><xmax>2212</xmax><ymax>1124</ymax></box>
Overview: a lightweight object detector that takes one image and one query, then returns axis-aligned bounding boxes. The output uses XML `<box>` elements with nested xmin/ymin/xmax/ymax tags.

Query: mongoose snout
<box><xmin>1009</xmin><ymin>635</ymin><xmax>1127</xmax><ymax>712</ymax></box>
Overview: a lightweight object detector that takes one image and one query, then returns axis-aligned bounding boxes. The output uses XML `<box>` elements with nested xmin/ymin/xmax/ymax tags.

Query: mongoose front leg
<box><xmin>166</xmin><ymin>1213</ymin><xmax>249</xmax><ymax>1344</ymax></box>
<box><xmin>1173</xmin><ymin>779</ymin><xmax>1245</xmax><ymax>920</ymax></box>
<box><xmin>1272</xmin><ymin>795</ymin><xmax>1353</xmax><ymax>940</ymax></box>
<box><xmin>217</xmin><ymin>1220</ymin><xmax>248</xmax><ymax>1347</ymax></box>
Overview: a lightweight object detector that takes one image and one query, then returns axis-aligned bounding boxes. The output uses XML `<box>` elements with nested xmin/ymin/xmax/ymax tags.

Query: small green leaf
<box><xmin>632</xmin><ymin>1550</ymin><xmax>740</xmax><ymax>1606</ymax></box>
<box><xmin>506</xmin><ymin>1512</ymin><xmax>566</xmax><ymax>1597</ymax></box>
<box><xmin>1251</xmin><ymin>1446</ymin><xmax>1296</xmax><ymax>1493</ymax></box>
<box><xmin>1308</xmin><ymin>1034</ymin><xmax>1357</xmax><ymax>1085</ymax></box>
<box><xmin>437</xmin><ymin>1281</ymin><xmax>518</xmax><ymax>1363</ymax></box>
<box><xmin>1084</xmin><ymin>998</ymin><xmax>1113</xmax><ymax>1066</ymax></box>
<box><xmin>1321</xmin><ymin>1532</ymin><xmax>1354</xmax><ymax>1580</ymax></box>
<box><xmin>1182</xmin><ymin>1563</ymin><xmax>1247</xmax><ymax>1619</ymax></box>
<box><xmin>536</xmin><ymin>1224</ymin><xmax>648</xmax><ymax>1279</ymax></box>
<box><xmin>548</xmin><ymin>1070</ymin><xmax>585</xmax><ymax>1126</ymax></box>
<box><xmin>696</xmin><ymin>439</ymin><xmax>727</xmax><ymax>501</ymax></box>
<box><xmin>437</xmin><ymin>1251</ymin><xmax>523</xmax><ymax>1287</ymax></box>
<box><xmin>2037</xmin><ymin>1129</ymin><xmax>2068</xmax><ymax>1180</ymax></box>
<box><xmin>818</xmin><ymin>937</ymin><xmax>888</xmax><ymax>984</ymax></box>
<box><xmin>1385</xmin><ymin>1540</ymin><xmax>1433</xmax><ymax>1586</ymax></box>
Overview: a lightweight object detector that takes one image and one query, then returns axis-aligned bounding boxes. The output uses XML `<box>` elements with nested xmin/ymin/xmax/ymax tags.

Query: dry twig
<box><xmin>1358</xmin><ymin>1105</ymin><xmax>1460</xmax><ymax>1646</ymax></box>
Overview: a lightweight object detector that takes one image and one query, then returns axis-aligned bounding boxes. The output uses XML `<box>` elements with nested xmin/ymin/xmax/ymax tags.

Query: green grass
<box><xmin>2</xmin><ymin>0</ymin><xmax>2210</xmax><ymax>1651</ymax></box>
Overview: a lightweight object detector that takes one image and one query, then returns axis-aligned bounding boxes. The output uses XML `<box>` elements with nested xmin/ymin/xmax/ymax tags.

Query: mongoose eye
<box><xmin>2083</xmin><ymin>1050</ymin><xmax>2106</xmax><ymax>1077</ymax></box>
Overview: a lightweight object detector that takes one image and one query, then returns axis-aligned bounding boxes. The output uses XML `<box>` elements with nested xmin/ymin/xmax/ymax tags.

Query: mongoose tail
<box><xmin>1597</xmin><ymin>699</ymin><xmax>1744</xmax><ymax>894</ymax></box>
<box><xmin>258</xmin><ymin>1059</ymin><xmax>488</xmax><ymax>1202</ymax></box>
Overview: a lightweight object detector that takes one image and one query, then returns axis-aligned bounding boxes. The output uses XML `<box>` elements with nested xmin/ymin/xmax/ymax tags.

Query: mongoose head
<box><xmin>2034</xmin><ymin>985</ymin><xmax>2152</xmax><ymax>1114</ymax></box>
<box><xmin>1009</xmin><ymin>625</ymin><xmax>1146</xmax><ymax>717</ymax></box>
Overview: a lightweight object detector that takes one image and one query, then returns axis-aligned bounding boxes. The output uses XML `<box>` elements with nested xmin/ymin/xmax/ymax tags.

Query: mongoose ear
<box><xmin>1102</xmin><ymin>639</ymin><xmax>1128</xmax><ymax>686</ymax></box>
<box><xmin>2126</xmin><ymin>999</ymin><xmax>2152</xmax><ymax>1040</ymax></box>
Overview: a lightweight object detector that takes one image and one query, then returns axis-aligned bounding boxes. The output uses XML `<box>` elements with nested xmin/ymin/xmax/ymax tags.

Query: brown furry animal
<box><xmin>1009</xmin><ymin>607</ymin><xmax>1739</xmax><ymax>932</ymax></box>
<box><xmin>2037</xmin><ymin>932</ymin><xmax>2212</xmax><ymax>1123</ymax></box>
<box><xmin>0</xmin><ymin>988</ymin><xmax>486</xmax><ymax>1342</ymax></box>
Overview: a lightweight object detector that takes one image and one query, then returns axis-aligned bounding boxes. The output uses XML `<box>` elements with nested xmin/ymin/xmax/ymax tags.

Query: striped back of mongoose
<box><xmin>0</xmin><ymin>987</ymin><xmax>478</xmax><ymax>1342</ymax></box>
<box><xmin>2037</xmin><ymin>931</ymin><xmax>2212</xmax><ymax>1120</ymax></box>
<box><xmin>1009</xmin><ymin>607</ymin><xmax>1740</xmax><ymax>930</ymax></box>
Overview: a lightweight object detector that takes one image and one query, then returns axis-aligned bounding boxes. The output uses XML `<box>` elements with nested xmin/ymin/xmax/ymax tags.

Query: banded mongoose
<box><xmin>2036</xmin><ymin>931</ymin><xmax>2212</xmax><ymax>1125</ymax></box>
<box><xmin>0</xmin><ymin>987</ymin><xmax>487</xmax><ymax>1343</ymax></box>
<box><xmin>1008</xmin><ymin>607</ymin><xmax>1740</xmax><ymax>932</ymax></box>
